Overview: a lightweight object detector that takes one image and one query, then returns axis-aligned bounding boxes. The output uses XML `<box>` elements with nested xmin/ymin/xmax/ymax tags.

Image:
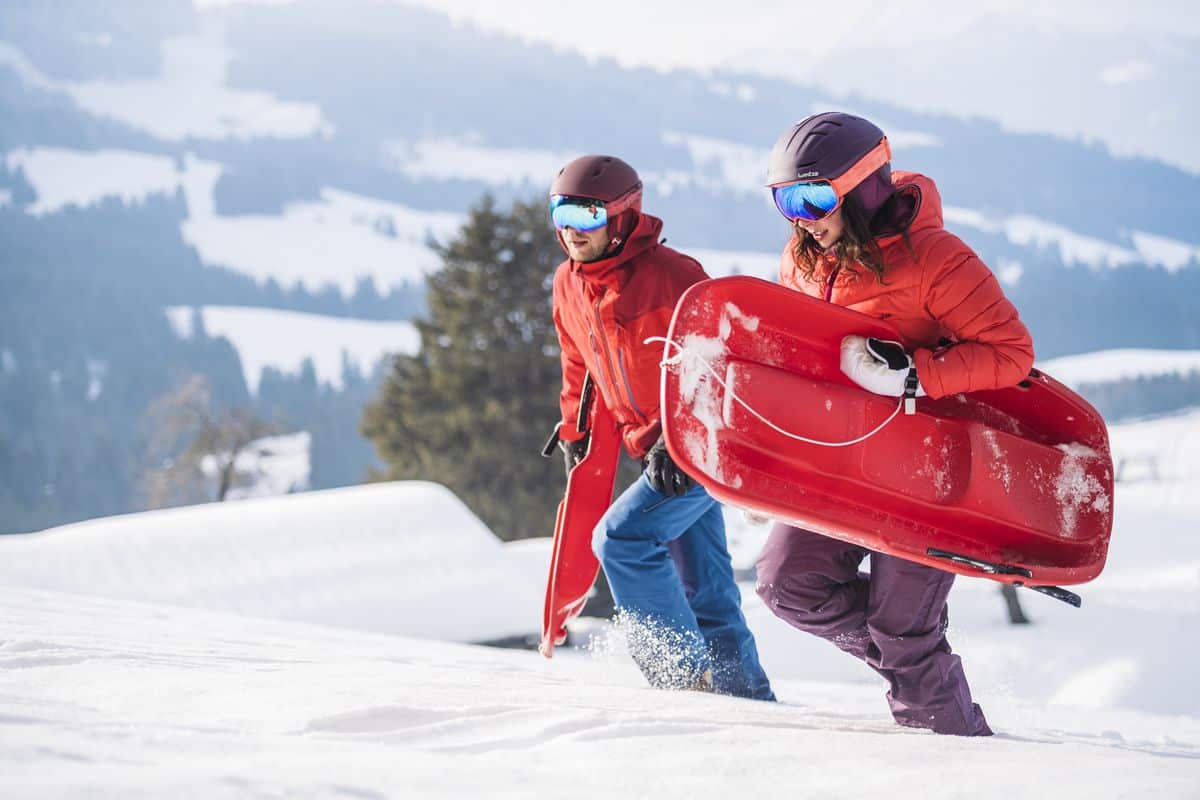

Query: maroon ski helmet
<box><xmin>766</xmin><ymin>112</ymin><xmax>894</xmax><ymax>216</ymax></box>
<box><xmin>551</xmin><ymin>155</ymin><xmax>643</xmax><ymax>254</ymax></box>
<box><xmin>551</xmin><ymin>154</ymin><xmax>643</xmax><ymax>211</ymax></box>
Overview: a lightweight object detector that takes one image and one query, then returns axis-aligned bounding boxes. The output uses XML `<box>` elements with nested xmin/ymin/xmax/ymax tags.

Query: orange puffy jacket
<box><xmin>779</xmin><ymin>172</ymin><xmax>1035</xmax><ymax>399</ymax></box>
<box><xmin>554</xmin><ymin>213</ymin><xmax>708</xmax><ymax>458</ymax></box>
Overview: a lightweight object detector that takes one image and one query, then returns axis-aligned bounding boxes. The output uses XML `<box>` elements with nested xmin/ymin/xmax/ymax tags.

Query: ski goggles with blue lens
<box><xmin>550</xmin><ymin>195</ymin><xmax>608</xmax><ymax>232</ymax></box>
<box><xmin>772</xmin><ymin>181</ymin><xmax>840</xmax><ymax>222</ymax></box>
<box><xmin>769</xmin><ymin>137</ymin><xmax>893</xmax><ymax>222</ymax></box>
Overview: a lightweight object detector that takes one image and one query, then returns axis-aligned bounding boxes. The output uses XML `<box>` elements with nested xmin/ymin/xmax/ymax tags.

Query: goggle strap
<box><xmin>829</xmin><ymin>137</ymin><xmax>892</xmax><ymax>198</ymax></box>
<box><xmin>600</xmin><ymin>182</ymin><xmax>642</xmax><ymax>218</ymax></box>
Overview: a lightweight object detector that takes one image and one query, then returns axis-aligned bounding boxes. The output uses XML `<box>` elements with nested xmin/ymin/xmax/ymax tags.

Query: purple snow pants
<box><xmin>756</xmin><ymin>523</ymin><xmax>992</xmax><ymax>736</ymax></box>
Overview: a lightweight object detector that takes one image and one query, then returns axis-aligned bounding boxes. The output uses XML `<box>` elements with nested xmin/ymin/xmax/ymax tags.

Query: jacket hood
<box><xmin>564</xmin><ymin>212</ymin><xmax>665</xmax><ymax>288</ymax></box>
<box><xmin>876</xmin><ymin>171</ymin><xmax>941</xmax><ymax>242</ymax></box>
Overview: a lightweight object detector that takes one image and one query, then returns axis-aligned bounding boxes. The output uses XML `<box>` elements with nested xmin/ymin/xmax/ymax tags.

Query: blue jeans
<box><xmin>593</xmin><ymin>473</ymin><xmax>774</xmax><ymax>701</ymax></box>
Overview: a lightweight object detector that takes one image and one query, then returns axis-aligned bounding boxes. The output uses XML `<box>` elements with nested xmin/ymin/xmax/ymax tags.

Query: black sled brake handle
<box><xmin>925</xmin><ymin>548</ymin><xmax>1082</xmax><ymax>607</ymax></box>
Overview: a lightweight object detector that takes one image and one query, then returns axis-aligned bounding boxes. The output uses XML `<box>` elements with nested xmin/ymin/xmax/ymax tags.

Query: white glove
<box><xmin>840</xmin><ymin>335</ymin><xmax>926</xmax><ymax>403</ymax></box>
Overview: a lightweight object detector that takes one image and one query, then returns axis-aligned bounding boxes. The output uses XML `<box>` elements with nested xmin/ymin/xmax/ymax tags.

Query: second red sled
<box><xmin>659</xmin><ymin>276</ymin><xmax>1114</xmax><ymax>601</ymax></box>
<box><xmin>540</xmin><ymin>381</ymin><xmax>621</xmax><ymax>656</ymax></box>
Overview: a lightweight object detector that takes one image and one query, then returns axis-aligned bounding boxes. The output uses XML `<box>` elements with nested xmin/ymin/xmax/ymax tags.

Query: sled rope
<box><xmin>647</xmin><ymin>337</ymin><xmax>904</xmax><ymax>448</ymax></box>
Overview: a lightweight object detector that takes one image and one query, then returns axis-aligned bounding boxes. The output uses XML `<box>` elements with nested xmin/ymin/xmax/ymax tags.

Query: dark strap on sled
<box><xmin>542</xmin><ymin>373</ymin><xmax>596</xmax><ymax>457</ymax></box>
<box><xmin>903</xmin><ymin>366</ymin><xmax>919</xmax><ymax>415</ymax></box>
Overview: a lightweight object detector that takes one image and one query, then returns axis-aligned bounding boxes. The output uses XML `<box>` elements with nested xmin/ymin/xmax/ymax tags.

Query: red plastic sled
<box><xmin>540</xmin><ymin>396</ymin><xmax>621</xmax><ymax>657</ymax></box>
<box><xmin>660</xmin><ymin>276</ymin><xmax>1114</xmax><ymax>592</ymax></box>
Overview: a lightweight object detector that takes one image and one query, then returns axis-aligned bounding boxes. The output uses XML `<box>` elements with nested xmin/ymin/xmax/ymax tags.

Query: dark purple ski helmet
<box><xmin>766</xmin><ymin>112</ymin><xmax>894</xmax><ymax>216</ymax></box>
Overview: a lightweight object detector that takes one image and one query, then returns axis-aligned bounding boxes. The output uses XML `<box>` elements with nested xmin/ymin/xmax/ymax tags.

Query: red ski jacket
<box><xmin>553</xmin><ymin>213</ymin><xmax>708</xmax><ymax>458</ymax></box>
<box><xmin>779</xmin><ymin>172</ymin><xmax>1035</xmax><ymax>399</ymax></box>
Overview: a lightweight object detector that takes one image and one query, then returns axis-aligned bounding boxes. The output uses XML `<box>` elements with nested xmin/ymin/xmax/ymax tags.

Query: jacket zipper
<box><xmin>823</xmin><ymin>266</ymin><xmax>840</xmax><ymax>302</ymax></box>
<box><xmin>617</xmin><ymin>346</ymin><xmax>649</xmax><ymax>422</ymax></box>
<box><xmin>591</xmin><ymin>297</ymin><xmax>638</xmax><ymax>420</ymax></box>
<box><xmin>587</xmin><ymin>328</ymin><xmax>617</xmax><ymax>411</ymax></box>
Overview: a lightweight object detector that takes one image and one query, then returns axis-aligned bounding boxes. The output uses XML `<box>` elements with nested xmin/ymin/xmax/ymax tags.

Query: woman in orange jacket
<box><xmin>755</xmin><ymin>112</ymin><xmax>1035</xmax><ymax>736</ymax></box>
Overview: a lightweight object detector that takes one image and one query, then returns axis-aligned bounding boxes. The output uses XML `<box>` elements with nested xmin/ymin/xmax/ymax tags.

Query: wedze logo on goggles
<box><xmin>550</xmin><ymin>186</ymin><xmax>641</xmax><ymax>232</ymax></box>
<box><xmin>771</xmin><ymin>137</ymin><xmax>892</xmax><ymax>222</ymax></box>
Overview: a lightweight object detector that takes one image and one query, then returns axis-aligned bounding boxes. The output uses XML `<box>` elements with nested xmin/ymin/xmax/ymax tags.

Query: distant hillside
<box><xmin>0</xmin><ymin>0</ymin><xmax>1197</xmax><ymax>532</ymax></box>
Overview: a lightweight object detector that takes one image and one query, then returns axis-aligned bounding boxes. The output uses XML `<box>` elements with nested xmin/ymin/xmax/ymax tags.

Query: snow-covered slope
<box><xmin>178</xmin><ymin>180</ymin><xmax>465</xmax><ymax>295</ymax></box>
<box><xmin>3</xmin><ymin>586</ymin><xmax>1198</xmax><ymax>798</ymax></box>
<box><xmin>1037</xmin><ymin>349</ymin><xmax>1200</xmax><ymax>389</ymax></box>
<box><xmin>0</xmin><ymin>482</ymin><xmax>549</xmax><ymax>643</ymax></box>
<box><xmin>0</xmin><ymin>33</ymin><xmax>331</xmax><ymax>141</ymax></box>
<box><xmin>4</xmin><ymin>146</ymin><xmax>465</xmax><ymax>296</ymax></box>
<box><xmin>943</xmin><ymin>206</ymin><xmax>1200</xmax><ymax>272</ymax></box>
<box><xmin>5</xmin><ymin>147</ymin><xmax>182</xmax><ymax>215</ymax></box>
<box><xmin>166</xmin><ymin>305</ymin><xmax>419</xmax><ymax>392</ymax></box>
<box><xmin>3</xmin><ymin>412</ymin><xmax>1199</xmax><ymax>795</ymax></box>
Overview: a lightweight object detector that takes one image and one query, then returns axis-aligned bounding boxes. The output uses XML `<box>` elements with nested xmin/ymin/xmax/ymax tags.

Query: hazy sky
<box><xmin>416</xmin><ymin>0</ymin><xmax>1199</xmax><ymax>71</ymax></box>
<box><xmin>196</xmin><ymin>0</ymin><xmax>1200</xmax><ymax>73</ymax></box>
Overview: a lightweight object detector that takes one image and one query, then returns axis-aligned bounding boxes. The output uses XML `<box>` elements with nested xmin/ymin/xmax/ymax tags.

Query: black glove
<box><xmin>840</xmin><ymin>335</ymin><xmax>926</xmax><ymax>406</ymax></box>
<box><xmin>644</xmin><ymin>438</ymin><xmax>695</xmax><ymax>497</ymax></box>
<box><xmin>559</xmin><ymin>434</ymin><xmax>589</xmax><ymax>478</ymax></box>
<box><xmin>866</xmin><ymin>337</ymin><xmax>911</xmax><ymax>370</ymax></box>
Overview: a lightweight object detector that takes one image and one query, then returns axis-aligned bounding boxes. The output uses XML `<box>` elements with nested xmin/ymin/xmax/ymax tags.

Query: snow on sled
<box><xmin>659</xmin><ymin>276</ymin><xmax>1114</xmax><ymax>598</ymax></box>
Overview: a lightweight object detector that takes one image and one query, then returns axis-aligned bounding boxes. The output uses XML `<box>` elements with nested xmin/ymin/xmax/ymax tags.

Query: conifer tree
<box><xmin>362</xmin><ymin>195</ymin><xmax>569</xmax><ymax>541</ymax></box>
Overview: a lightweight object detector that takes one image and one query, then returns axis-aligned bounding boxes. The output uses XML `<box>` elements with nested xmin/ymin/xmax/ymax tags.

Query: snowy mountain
<box><xmin>730</xmin><ymin>11</ymin><xmax>1200</xmax><ymax>176</ymax></box>
<box><xmin>401</xmin><ymin>2</ymin><xmax>1200</xmax><ymax>176</ymax></box>
<box><xmin>2</xmin><ymin>0</ymin><xmax>1196</xmax><ymax>348</ymax></box>
<box><xmin>1</xmin><ymin>0</ymin><xmax>1198</xmax><ymax>532</ymax></box>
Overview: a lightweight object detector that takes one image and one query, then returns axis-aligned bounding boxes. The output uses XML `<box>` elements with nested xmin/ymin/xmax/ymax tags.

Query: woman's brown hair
<box><xmin>789</xmin><ymin>189</ymin><xmax>916</xmax><ymax>285</ymax></box>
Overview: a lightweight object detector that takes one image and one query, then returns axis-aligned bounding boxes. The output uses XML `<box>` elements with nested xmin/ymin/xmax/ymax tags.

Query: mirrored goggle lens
<box><xmin>550</xmin><ymin>196</ymin><xmax>608</xmax><ymax>231</ymax></box>
<box><xmin>772</xmin><ymin>181</ymin><xmax>839</xmax><ymax>222</ymax></box>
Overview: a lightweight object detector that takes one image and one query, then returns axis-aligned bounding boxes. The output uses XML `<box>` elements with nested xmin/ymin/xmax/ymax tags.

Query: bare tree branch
<box><xmin>139</xmin><ymin>375</ymin><xmax>278</xmax><ymax>507</ymax></box>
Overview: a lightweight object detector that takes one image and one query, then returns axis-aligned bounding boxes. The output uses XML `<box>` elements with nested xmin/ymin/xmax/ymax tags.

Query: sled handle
<box><xmin>925</xmin><ymin>547</ymin><xmax>1033</xmax><ymax>578</ymax></box>
<box><xmin>925</xmin><ymin>548</ymin><xmax>1083</xmax><ymax>608</ymax></box>
<box><xmin>648</xmin><ymin>336</ymin><xmax>905</xmax><ymax>448</ymax></box>
<box><xmin>1023</xmin><ymin>584</ymin><xmax>1083</xmax><ymax>608</ymax></box>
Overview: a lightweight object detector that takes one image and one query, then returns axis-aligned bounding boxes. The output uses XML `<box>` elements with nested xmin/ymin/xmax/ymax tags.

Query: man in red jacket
<box><xmin>548</xmin><ymin>155</ymin><xmax>773</xmax><ymax>700</ymax></box>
